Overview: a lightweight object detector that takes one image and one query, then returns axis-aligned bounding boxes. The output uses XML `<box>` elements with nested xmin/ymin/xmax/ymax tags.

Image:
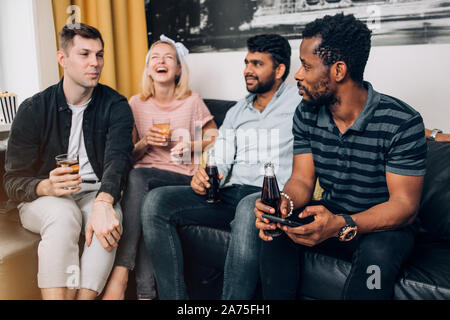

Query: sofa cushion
<box><xmin>395</xmin><ymin>242</ymin><xmax>450</xmax><ymax>299</ymax></box>
<box><xmin>0</xmin><ymin>210</ymin><xmax>41</xmax><ymax>299</ymax></box>
<box><xmin>418</xmin><ymin>141</ymin><xmax>450</xmax><ymax>242</ymax></box>
<box><xmin>180</xmin><ymin>222</ymin><xmax>450</xmax><ymax>300</ymax></box>
<box><xmin>297</xmin><ymin>241</ymin><xmax>450</xmax><ymax>300</ymax></box>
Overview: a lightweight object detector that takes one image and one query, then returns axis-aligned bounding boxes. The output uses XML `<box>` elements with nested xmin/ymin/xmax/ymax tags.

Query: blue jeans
<box><xmin>141</xmin><ymin>184</ymin><xmax>261</xmax><ymax>300</ymax></box>
<box><xmin>260</xmin><ymin>209</ymin><xmax>416</xmax><ymax>300</ymax></box>
<box><xmin>222</xmin><ymin>192</ymin><xmax>262</xmax><ymax>299</ymax></box>
<box><xmin>114</xmin><ymin>167</ymin><xmax>191</xmax><ymax>299</ymax></box>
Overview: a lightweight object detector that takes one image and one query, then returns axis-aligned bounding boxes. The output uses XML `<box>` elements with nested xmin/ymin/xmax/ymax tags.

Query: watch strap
<box><xmin>337</xmin><ymin>214</ymin><xmax>356</xmax><ymax>227</ymax></box>
<box><xmin>337</xmin><ymin>214</ymin><xmax>358</xmax><ymax>242</ymax></box>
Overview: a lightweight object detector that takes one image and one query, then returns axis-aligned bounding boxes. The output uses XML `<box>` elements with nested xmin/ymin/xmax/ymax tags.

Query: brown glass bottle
<box><xmin>206</xmin><ymin>149</ymin><xmax>220</xmax><ymax>203</ymax></box>
<box><xmin>261</xmin><ymin>162</ymin><xmax>282</xmax><ymax>237</ymax></box>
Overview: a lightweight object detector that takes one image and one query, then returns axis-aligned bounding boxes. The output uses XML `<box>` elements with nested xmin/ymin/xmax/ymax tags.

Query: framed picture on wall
<box><xmin>145</xmin><ymin>0</ymin><xmax>450</xmax><ymax>52</ymax></box>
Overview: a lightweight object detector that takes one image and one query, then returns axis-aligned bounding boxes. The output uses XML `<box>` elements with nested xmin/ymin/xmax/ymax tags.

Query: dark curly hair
<box><xmin>302</xmin><ymin>13</ymin><xmax>372</xmax><ymax>84</ymax></box>
<box><xmin>247</xmin><ymin>34</ymin><xmax>291</xmax><ymax>81</ymax></box>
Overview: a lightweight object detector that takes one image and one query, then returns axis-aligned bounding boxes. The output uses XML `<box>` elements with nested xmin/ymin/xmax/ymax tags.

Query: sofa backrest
<box><xmin>204</xmin><ymin>99</ymin><xmax>237</xmax><ymax>128</ymax></box>
<box><xmin>418</xmin><ymin>141</ymin><xmax>450</xmax><ymax>242</ymax></box>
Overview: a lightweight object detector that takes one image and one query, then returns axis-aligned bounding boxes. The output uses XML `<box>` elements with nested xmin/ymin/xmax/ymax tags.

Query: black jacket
<box><xmin>4</xmin><ymin>79</ymin><xmax>134</xmax><ymax>208</ymax></box>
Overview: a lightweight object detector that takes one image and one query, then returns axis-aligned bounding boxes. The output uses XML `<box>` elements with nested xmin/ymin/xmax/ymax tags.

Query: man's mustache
<box><xmin>245</xmin><ymin>75</ymin><xmax>258</xmax><ymax>81</ymax></box>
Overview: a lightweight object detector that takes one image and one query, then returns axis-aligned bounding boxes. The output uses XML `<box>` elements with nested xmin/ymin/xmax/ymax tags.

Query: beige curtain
<box><xmin>51</xmin><ymin>0</ymin><xmax>148</xmax><ymax>99</ymax></box>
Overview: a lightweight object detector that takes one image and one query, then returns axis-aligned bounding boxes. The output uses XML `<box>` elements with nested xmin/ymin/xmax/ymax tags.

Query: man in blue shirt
<box><xmin>140</xmin><ymin>34</ymin><xmax>301</xmax><ymax>299</ymax></box>
<box><xmin>255</xmin><ymin>13</ymin><xmax>427</xmax><ymax>299</ymax></box>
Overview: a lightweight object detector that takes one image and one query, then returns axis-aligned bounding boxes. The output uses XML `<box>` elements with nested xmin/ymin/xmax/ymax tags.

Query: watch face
<box><xmin>344</xmin><ymin>228</ymin><xmax>357</xmax><ymax>241</ymax></box>
<box><xmin>339</xmin><ymin>226</ymin><xmax>358</xmax><ymax>242</ymax></box>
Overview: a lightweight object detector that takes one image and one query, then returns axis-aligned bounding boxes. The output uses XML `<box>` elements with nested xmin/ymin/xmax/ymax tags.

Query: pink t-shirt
<box><xmin>129</xmin><ymin>92</ymin><xmax>214</xmax><ymax>176</ymax></box>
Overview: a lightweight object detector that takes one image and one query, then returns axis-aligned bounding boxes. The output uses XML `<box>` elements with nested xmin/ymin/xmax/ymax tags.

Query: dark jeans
<box><xmin>260</xmin><ymin>204</ymin><xmax>416</xmax><ymax>300</ymax></box>
<box><xmin>141</xmin><ymin>184</ymin><xmax>261</xmax><ymax>300</ymax></box>
<box><xmin>115</xmin><ymin>167</ymin><xmax>191</xmax><ymax>299</ymax></box>
<box><xmin>222</xmin><ymin>192</ymin><xmax>262</xmax><ymax>300</ymax></box>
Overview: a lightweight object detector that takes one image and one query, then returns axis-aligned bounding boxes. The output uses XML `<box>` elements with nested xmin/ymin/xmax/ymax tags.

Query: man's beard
<box><xmin>298</xmin><ymin>79</ymin><xmax>338</xmax><ymax>109</ymax></box>
<box><xmin>246</xmin><ymin>73</ymin><xmax>276</xmax><ymax>94</ymax></box>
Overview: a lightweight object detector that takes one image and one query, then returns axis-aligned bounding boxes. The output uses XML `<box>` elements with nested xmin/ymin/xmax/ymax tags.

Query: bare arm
<box><xmin>281</xmin><ymin>153</ymin><xmax>317</xmax><ymax>213</ymax></box>
<box><xmin>350</xmin><ymin>172</ymin><xmax>424</xmax><ymax>234</ymax></box>
<box><xmin>425</xmin><ymin>128</ymin><xmax>450</xmax><ymax>142</ymax></box>
<box><xmin>171</xmin><ymin>119</ymin><xmax>218</xmax><ymax>158</ymax></box>
<box><xmin>281</xmin><ymin>172</ymin><xmax>424</xmax><ymax>247</ymax></box>
<box><xmin>198</xmin><ymin>119</ymin><xmax>218</xmax><ymax>151</ymax></box>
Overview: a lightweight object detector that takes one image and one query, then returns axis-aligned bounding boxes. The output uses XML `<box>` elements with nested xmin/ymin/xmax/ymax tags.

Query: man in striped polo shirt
<box><xmin>255</xmin><ymin>13</ymin><xmax>427</xmax><ymax>299</ymax></box>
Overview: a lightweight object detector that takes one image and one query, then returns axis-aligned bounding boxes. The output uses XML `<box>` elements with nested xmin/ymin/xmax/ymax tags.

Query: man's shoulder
<box><xmin>293</xmin><ymin>100</ymin><xmax>318</xmax><ymax>120</ymax></box>
<box><xmin>223</xmin><ymin>96</ymin><xmax>248</xmax><ymax>118</ymax></box>
<box><xmin>187</xmin><ymin>91</ymin><xmax>202</xmax><ymax>101</ymax></box>
<box><xmin>375</xmin><ymin>93</ymin><xmax>423</xmax><ymax>125</ymax></box>
<box><xmin>19</xmin><ymin>83</ymin><xmax>59</xmax><ymax>112</ymax></box>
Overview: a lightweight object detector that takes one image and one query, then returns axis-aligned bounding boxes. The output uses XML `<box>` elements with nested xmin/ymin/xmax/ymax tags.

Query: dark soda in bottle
<box><xmin>206</xmin><ymin>149</ymin><xmax>220</xmax><ymax>203</ymax></box>
<box><xmin>261</xmin><ymin>162</ymin><xmax>282</xmax><ymax>237</ymax></box>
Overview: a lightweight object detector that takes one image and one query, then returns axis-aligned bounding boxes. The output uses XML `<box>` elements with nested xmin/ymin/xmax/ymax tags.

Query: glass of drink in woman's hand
<box><xmin>152</xmin><ymin>118</ymin><xmax>170</xmax><ymax>146</ymax></box>
<box><xmin>55</xmin><ymin>153</ymin><xmax>79</xmax><ymax>190</ymax></box>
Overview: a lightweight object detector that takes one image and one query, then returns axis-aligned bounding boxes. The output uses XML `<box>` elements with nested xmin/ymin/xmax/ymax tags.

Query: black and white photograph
<box><xmin>146</xmin><ymin>0</ymin><xmax>450</xmax><ymax>52</ymax></box>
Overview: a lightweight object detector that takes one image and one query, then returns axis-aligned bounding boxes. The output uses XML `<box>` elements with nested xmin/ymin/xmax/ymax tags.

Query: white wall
<box><xmin>1</xmin><ymin>1</ymin><xmax>448</xmax><ymax>131</ymax></box>
<box><xmin>0</xmin><ymin>0</ymin><xmax>59</xmax><ymax>106</ymax></box>
<box><xmin>187</xmin><ymin>42</ymin><xmax>450</xmax><ymax>132</ymax></box>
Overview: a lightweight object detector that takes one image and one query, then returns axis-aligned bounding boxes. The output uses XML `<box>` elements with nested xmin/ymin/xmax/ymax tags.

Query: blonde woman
<box><xmin>103</xmin><ymin>35</ymin><xmax>217</xmax><ymax>299</ymax></box>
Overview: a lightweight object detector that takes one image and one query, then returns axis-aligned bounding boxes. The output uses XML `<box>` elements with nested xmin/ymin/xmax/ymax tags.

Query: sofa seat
<box><xmin>298</xmin><ymin>241</ymin><xmax>450</xmax><ymax>300</ymax></box>
<box><xmin>395</xmin><ymin>242</ymin><xmax>450</xmax><ymax>299</ymax></box>
<box><xmin>0</xmin><ymin>209</ymin><xmax>41</xmax><ymax>299</ymax></box>
<box><xmin>180</xmin><ymin>224</ymin><xmax>450</xmax><ymax>300</ymax></box>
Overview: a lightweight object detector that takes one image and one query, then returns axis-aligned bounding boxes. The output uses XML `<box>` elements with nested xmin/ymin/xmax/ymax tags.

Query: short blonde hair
<box><xmin>140</xmin><ymin>40</ymin><xmax>191</xmax><ymax>101</ymax></box>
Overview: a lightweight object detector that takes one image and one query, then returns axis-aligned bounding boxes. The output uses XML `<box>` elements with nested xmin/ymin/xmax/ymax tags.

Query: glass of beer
<box><xmin>55</xmin><ymin>153</ymin><xmax>79</xmax><ymax>190</ymax></box>
<box><xmin>152</xmin><ymin>118</ymin><xmax>170</xmax><ymax>146</ymax></box>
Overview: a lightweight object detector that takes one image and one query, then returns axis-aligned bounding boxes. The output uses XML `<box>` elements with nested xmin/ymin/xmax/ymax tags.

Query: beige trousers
<box><xmin>18</xmin><ymin>183</ymin><xmax>122</xmax><ymax>294</ymax></box>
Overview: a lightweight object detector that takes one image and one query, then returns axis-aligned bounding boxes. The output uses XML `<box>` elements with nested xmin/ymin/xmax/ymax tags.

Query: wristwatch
<box><xmin>430</xmin><ymin>128</ymin><xmax>443</xmax><ymax>141</ymax></box>
<box><xmin>337</xmin><ymin>214</ymin><xmax>358</xmax><ymax>242</ymax></box>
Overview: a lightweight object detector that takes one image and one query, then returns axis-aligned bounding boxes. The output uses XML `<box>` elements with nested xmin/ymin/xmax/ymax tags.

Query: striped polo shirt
<box><xmin>293</xmin><ymin>82</ymin><xmax>427</xmax><ymax>214</ymax></box>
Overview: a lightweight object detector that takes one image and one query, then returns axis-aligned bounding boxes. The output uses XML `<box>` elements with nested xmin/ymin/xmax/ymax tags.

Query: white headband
<box><xmin>145</xmin><ymin>34</ymin><xmax>189</xmax><ymax>66</ymax></box>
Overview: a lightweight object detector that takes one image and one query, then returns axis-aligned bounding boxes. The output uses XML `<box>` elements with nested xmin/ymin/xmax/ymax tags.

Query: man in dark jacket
<box><xmin>4</xmin><ymin>23</ymin><xmax>134</xmax><ymax>300</ymax></box>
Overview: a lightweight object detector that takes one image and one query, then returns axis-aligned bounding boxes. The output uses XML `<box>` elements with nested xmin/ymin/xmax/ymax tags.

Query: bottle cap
<box><xmin>264</xmin><ymin>162</ymin><xmax>275</xmax><ymax>176</ymax></box>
